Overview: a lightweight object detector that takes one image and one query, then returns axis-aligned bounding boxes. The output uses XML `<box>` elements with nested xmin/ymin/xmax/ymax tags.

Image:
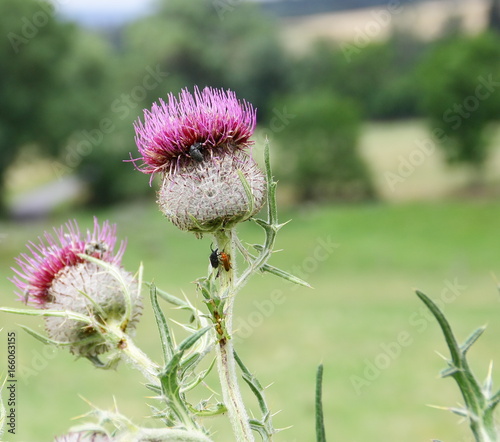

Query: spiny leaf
<box><xmin>416</xmin><ymin>291</ymin><xmax>462</xmax><ymax>366</ymax></box>
<box><xmin>149</xmin><ymin>284</ymin><xmax>189</xmax><ymax>309</ymax></box>
<box><xmin>264</xmin><ymin>140</ymin><xmax>278</xmax><ymax>225</ymax></box>
<box><xmin>261</xmin><ymin>263</ymin><xmax>312</xmax><ymax>288</ymax></box>
<box><xmin>249</xmin><ymin>420</ymin><xmax>271</xmax><ymax>442</ymax></box>
<box><xmin>19</xmin><ymin>325</ymin><xmax>71</xmax><ymax>346</ymax></box>
<box><xmin>460</xmin><ymin>326</ymin><xmax>487</xmax><ymax>355</ymax></box>
<box><xmin>237</xmin><ymin>169</ymin><xmax>255</xmax><ymax>216</ymax></box>
<box><xmin>178</xmin><ymin>326</ymin><xmax>212</xmax><ymax>354</ymax></box>
<box><xmin>161</xmin><ymin>327</ymin><xmax>213</xmax><ymax>395</ymax></box>
<box><xmin>441</xmin><ymin>366</ymin><xmax>460</xmax><ymax>378</ymax></box>
<box><xmin>0</xmin><ymin>307</ymin><xmax>93</xmax><ymax>325</ymax></box>
<box><xmin>150</xmin><ymin>284</ymin><xmax>175</xmax><ymax>364</ymax></box>
<box><xmin>181</xmin><ymin>359</ymin><xmax>216</xmax><ymax>394</ymax></box>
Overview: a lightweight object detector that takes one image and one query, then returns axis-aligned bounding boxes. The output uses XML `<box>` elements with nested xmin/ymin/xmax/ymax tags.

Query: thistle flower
<box><xmin>10</xmin><ymin>218</ymin><xmax>142</xmax><ymax>357</ymax></box>
<box><xmin>54</xmin><ymin>432</ymin><xmax>110</xmax><ymax>442</ymax></box>
<box><xmin>132</xmin><ymin>86</ymin><xmax>266</xmax><ymax>233</ymax></box>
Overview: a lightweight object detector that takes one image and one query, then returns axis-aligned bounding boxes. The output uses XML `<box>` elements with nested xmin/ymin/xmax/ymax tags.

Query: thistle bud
<box><xmin>132</xmin><ymin>86</ymin><xmax>266</xmax><ymax>233</ymax></box>
<box><xmin>11</xmin><ymin>218</ymin><xmax>142</xmax><ymax>357</ymax></box>
<box><xmin>54</xmin><ymin>432</ymin><xmax>110</xmax><ymax>442</ymax></box>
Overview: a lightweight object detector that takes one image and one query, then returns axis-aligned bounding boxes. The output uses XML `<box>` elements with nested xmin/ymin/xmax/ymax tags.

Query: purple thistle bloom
<box><xmin>11</xmin><ymin>218</ymin><xmax>125</xmax><ymax>306</ymax></box>
<box><xmin>132</xmin><ymin>86</ymin><xmax>256</xmax><ymax>175</ymax></box>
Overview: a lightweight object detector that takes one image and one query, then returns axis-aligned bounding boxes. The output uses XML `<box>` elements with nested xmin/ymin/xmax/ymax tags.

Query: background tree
<box><xmin>0</xmin><ymin>0</ymin><xmax>113</xmax><ymax>215</ymax></box>
<box><xmin>287</xmin><ymin>33</ymin><xmax>424</xmax><ymax>121</ymax></box>
<box><xmin>418</xmin><ymin>32</ymin><xmax>500</xmax><ymax>178</ymax></box>
<box><xmin>273</xmin><ymin>90</ymin><xmax>375</xmax><ymax>203</ymax></box>
<box><xmin>488</xmin><ymin>0</ymin><xmax>500</xmax><ymax>32</ymax></box>
<box><xmin>121</xmin><ymin>0</ymin><xmax>289</xmax><ymax>120</ymax></box>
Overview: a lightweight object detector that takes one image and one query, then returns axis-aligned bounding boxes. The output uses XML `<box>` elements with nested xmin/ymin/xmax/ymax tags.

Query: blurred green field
<box><xmin>2</xmin><ymin>120</ymin><xmax>500</xmax><ymax>441</ymax></box>
<box><xmin>2</xmin><ymin>201</ymin><xmax>500</xmax><ymax>441</ymax></box>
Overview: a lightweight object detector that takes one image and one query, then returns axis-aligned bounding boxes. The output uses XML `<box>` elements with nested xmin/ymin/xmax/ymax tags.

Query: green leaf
<box><xmin>150</xmin><ymin>284</ymin><xmax>175</xmax><ymax>364</ymax></box>
<box><xmin>415</xmin><ymin>291</ymin><xmax>462</xmax><ymax>366</ymax></box>
<box><xmin>460</xmin><ymin>326</ymin><xmax>487</xmax><ymax>355</ymax></box>
<box><xmin>234</xmin><ymin>350</ymin><xmax>275</xmax><ymax>437</ymax></box>
<box><xmin>261</xmin><ymin>263</ymin><xmax>312</xmax><ymax>288</ymax></box>
<box><xmin>160</xmin><ymin>326</ymin><xmax>211</xmax><ymax>401</ymax></box>
<box><xmin>441</xmin><ymin>366</ymin><xmax>460</xmax><ymax>378</ymax></box>
<box><xmin>416</xmin><ymin>289</ymin><xmax>489</xmax><ymax>438</ymax></box>
<box><xmin>190</xmin><ymin>402</ymin><xmax>226</xmax><ymax>417</ymax></box>
<box><xmin>234</xmin><ymin>351</ymin><xmax>265</xmax><ymax>413</ymax></box>
<box><xmin>264</xmin><ymin>140</ymin><xmax>278</xmax><ymax>225</ymax></box>
<box><xmin>249</xmin><ymin>420</ymin><xmax>271</xmax><ymax>441</ymax></box>
<box><xmin>178</xmin><ymin>326</ymin><xmax>212</xmax><ymax>354</ymax></box>
<box><xmin>237</xmin><ymin>169</ymin><xmax>255</xmax><ymax>216</ymax></box>
<box><xmin>19</xmin><ymin>325</ymin><xmax>72</xmax><ymax>346</ymax></box>
<box><xmin>0</xmin><ymin>307</ymin><xmax>92</xmax><ymax>323</ymax></box>
<box><xmin>315</xmin><ymin>364</ymin><xmax>327</xmax><ymax>442</ymax></box>
<box><xmin>181</xmin><ymin>358</ymin><xmax>216</xmax><ymax>393</ymax></box>
<box><xmin>149</xmin><ymin>284</ymin><xmax>189</xmax><ymax>309</ymax></box>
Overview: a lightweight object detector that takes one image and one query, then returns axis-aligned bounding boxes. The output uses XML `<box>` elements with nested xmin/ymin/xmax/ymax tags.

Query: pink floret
<box><xmin>10</xmin><ymin>218</ymin><xmax>125</xmax><ymax>306</ymax></box>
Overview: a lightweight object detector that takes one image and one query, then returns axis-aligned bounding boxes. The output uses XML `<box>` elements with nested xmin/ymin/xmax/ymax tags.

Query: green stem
<box><xmin>106</xmin><ymin>322</ymin><xmax>159</xmax><ymax>385</ymax></box>
<box><xmin>213</xmin><ymin>229</ymin><xmax>254</xmax><ymax>442</ymax></box>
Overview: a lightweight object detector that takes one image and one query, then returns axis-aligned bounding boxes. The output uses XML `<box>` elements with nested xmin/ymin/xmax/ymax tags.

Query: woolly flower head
<box><xmin>11</xmin><ymin>218</ymin><xmax>142</xmax><ymax>357</ymax></box>
<box><xmin>132</xmin><ymin>87</ymin><xmax>266</xmax><ymax>233</ymax></box>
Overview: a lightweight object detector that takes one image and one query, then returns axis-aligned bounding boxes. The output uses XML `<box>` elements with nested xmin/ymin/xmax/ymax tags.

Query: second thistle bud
<box><xmin>132</xmin><ymin>87</ymin><xmax>266</xmax><ymax>233</ymax></box>
<box><xmin>11</xmin><ymin>219</ymin><xmax>142</xmax><ymax>358</ymax></box>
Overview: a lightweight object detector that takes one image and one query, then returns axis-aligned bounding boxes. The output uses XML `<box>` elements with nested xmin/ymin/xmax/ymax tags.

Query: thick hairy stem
<box><xmin>213</xmin><ymin>229</ymin><xmax>254</xmax><ymax>442</ymax></box>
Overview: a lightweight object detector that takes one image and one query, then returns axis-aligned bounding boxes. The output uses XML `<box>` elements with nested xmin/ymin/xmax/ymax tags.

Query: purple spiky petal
<box><xmin>132</xmin><ymin>86</ymin><xmax>257</xmax><ymax>175</ymax></box>
<box><xmin>10</xmin><ymin>218</ymin><xmax>125</xmax><ymax>306</ymax></box>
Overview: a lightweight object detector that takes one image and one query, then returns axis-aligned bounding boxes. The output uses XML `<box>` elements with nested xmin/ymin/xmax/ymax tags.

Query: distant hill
<box><xmin>275</xmin><ymin>0</ymin><xmax>490</xmax><ymax>51</ymax></box>
<box><xmin>259</xmin><ymin>0</ymin><xmax>420</xmax><ymax>17</ymax></box>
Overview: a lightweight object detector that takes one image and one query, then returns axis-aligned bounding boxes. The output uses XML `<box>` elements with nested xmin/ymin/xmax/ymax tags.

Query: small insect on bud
<box><xmin>218</xmin><ymin>251</ymin><xmax>232</xmax><ymax>272</ymax></box>
<box><xmin>84</xmin><ymin>240</ymin><xmax>109</xmax><ymax>259</ymax></box>
<box><xmin>209</xmin><ymin>244</ymin><xmax>220</xmax><ymax>269</ymax></box>
<box><xmin>189</xmin><ymin>142</ymin><xmax>204</xmax><ymax>163</ymax></box>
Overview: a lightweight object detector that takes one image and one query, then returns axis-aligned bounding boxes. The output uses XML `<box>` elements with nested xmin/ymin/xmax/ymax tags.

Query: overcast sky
<box><xmin>55</xmin><ymin>0</ymin><xmax>155</xmax><ymax>26</ymax></box>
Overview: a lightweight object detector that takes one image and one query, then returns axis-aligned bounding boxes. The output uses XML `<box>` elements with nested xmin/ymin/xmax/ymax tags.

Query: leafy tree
<box><xmin>0</xmin><ymin>0</ymin><xmax>69</xmax><ymax>213</ymax></box>
<box><xmin>488</xmin><ymin>0</ymin><xmax>500</xmax><ymax>32</ymax></box>
<box><xmin>121</xmin><ymin>0</ymin><xmax>289</xmax><ymax>120</ymax></box>
<box><xmin>418</xmin><ymin>32</ymin><xmax>500</xmax><ymax>175</ymax></box>
<box><xmin>288</xmin><ymin>34</ymin><xmax>424</xmax><ymax>120</ymax></box>
<box><xmin>273</xmin><ymin>91</ymin><xmax>376</xmax><ymax>203</ymax></box>
<box><xmin>0</xmin><ymin>0</ymin><xmax>113</xmax><ymax>215</ymax></box>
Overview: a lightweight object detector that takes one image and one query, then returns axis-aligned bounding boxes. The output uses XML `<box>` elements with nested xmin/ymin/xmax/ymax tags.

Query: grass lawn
<box><xmin>1</xmin><ymin>200</ymin><xmax>500</xmax><ymax>442</ymax></box>
<box><xmin>2</xmin><ymin>119</ymin><xmax>500</xmax><ymax>441</ymax></box>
